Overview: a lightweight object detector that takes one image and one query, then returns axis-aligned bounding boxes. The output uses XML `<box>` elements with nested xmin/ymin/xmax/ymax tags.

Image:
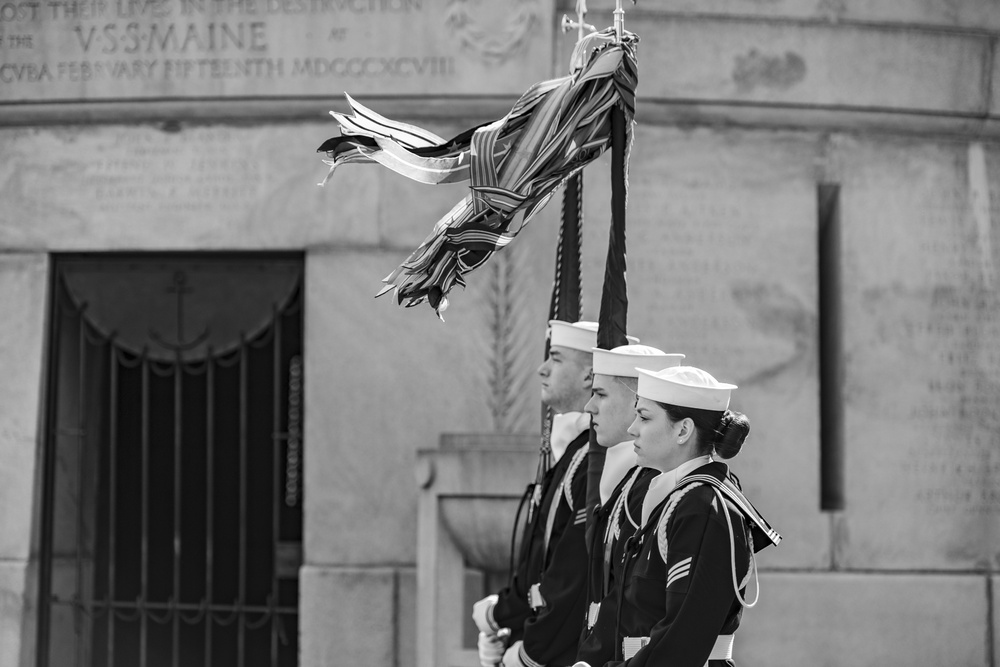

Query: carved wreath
<box><xmin>444</xmin><ymin>0</ymin><xmax>540</xmax><ymax>66</ymax></box>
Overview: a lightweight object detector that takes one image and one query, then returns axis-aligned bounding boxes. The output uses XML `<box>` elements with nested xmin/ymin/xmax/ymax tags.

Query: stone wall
<box><xmin>576</xmin><ymin>125</ymin><xmax>999</xmax><ymax>666</ymax></box>
<box><xmin>0</xmin><ymin>1</ymin><xmax>997</xmax><ymax>666</ymax></box>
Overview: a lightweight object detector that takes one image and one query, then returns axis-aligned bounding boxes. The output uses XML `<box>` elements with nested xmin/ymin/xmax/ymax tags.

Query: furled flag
<box><xmin>317</xmin><ymin>28</ymin><xmax>638</xmax><ymax>317</ymax></box>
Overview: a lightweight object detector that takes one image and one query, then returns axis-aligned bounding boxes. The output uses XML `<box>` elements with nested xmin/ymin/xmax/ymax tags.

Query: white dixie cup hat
<box><xmin>548</xmin><ymin>320</ymin><xmax>640</xmax><ymax>353</ymax></box>
<box><xmin>634</xmin><ymin>365</ymin><xmax>737</xmax><ymax>411</ymax></box>
<box><xmin>592</xmin><ymin>344</ymin><xmax>685</xmax><ymax>378</ymax></box>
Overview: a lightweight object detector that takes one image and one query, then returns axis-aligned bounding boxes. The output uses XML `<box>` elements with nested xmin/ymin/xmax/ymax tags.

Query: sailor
<box><xmin>472</xmin><ymin>320</ymin><xmax>635</xmax><ymax>667</ymax></box>
<box><xmin>574</xmin><ymin>365</ymin><xmax>781</xmax><ymax>667</ymax></box>
<box><xmin>575</xmin><ymin>345</ymin><xmax>684</xmax><ymax>666</ymax></box>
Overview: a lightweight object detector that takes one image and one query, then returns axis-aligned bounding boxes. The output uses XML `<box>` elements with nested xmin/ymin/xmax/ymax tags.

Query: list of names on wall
<box><xmin>845</xmin><ymin>140</ymin><xmax>1000</xmax><ymax>526</ymax></box>
<box><xmin>626</xmin><ymin>146</ymin><xmax>817</xmax><ymax>389</ymax></box>
<box><xmin>6</xmin><ymin>126</ymin><xmax>274</xmax><ymax>232</ymax></box>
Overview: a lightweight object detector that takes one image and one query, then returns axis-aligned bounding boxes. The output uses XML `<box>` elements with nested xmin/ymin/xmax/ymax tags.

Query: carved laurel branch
<box><xmin>484</xmin><ymin>243</ymin><xmax>534</xmax><ymax>433</ymax></box>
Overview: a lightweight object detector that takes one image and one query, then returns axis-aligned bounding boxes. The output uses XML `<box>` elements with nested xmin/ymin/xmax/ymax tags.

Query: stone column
<box><xmin>0</xmin><ymin>254</ymin><xmax>49</xmax><ymax>667</ymax></box>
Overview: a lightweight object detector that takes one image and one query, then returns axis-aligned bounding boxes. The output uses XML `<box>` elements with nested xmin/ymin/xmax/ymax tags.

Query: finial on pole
<box><xmin>614</xmin><ymin>0</ymin><xmax>636</xmax><ymax>44</ymax></box>
<box><xmin>614</xmin><ymin>0</ymin><xmax>624</xmax><ymax>42</ymax></box>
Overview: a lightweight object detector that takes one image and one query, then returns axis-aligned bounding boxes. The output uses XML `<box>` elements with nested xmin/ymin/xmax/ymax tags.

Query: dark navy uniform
<box><xmin>576</xmin><ymin>465</ymin><xmax>657</xmax><ymax>666</ymax></box>
<box><xmin>490</xmin><ymin>430</ymin><xmax>591</xmax><ymax>657</ymax></box>
<box><xmin>513</xmin><ymin>429</ymin><xmax>593</xmax><ymax>667</ymax></box>
<box><xmin>606</xmin><ymin>461</ymin><xmax>780</xmax><ymax>667</ymax></box>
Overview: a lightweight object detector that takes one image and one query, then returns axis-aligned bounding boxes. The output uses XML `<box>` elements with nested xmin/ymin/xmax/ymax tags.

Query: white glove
<box><xmin>571</xmin><ymin>663</ymin><xmax>593</xmax><ymax>667</ymax></box>
<box><xmin>502</xmin><ymin>640</ymin><xmax>528</xmax><ymax>667</ymax></box>
<box><xmin>472</xmin><ymin>594</ymin><xmax>499</xmax><ymax>634</ymax></box>
<box><xmin>478</xmin><ymin>632</ymin><xmax>506</xmax><ymax>667</ymax></box>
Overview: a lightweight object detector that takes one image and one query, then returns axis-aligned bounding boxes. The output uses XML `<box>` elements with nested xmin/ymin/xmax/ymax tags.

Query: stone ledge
<box><xmin>5</xmin><ymin>97</ymin><xmax>1000</xmax><ymax>141</ymax></box>
<box><xmin>585</xmin><ymin>3</ymin><xmax>1000</xmax><ymax>32</ymax></box>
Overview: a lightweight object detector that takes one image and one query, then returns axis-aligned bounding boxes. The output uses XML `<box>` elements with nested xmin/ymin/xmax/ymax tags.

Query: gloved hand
<box><xmin>472</xmin><ymin>594</ymin><xmax>499</xmax><ymax>634</ymax></box>
<box><xmin>502</xmin><ymin>640</ymin><xmax>528</xmax><ymax>667</ymax></box>
<box><xmin>571</xmin><ymin>663</ymin><xmax>593</xmax><ymax>667</ymax></box>
<box><xmin>478</xmin><ymin>632</ymin><xmax>506</xmax><ymax>667</ymax></box>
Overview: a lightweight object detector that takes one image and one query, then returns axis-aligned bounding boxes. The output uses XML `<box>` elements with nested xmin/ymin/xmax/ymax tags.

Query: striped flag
<box><xmin>317</xmin><ymin>28</ymin><xmax>639</xmax><ymax>317</ymax></box>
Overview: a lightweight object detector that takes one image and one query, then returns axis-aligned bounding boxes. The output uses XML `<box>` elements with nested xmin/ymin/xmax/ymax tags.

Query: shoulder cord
<box><xmin>543</xmin><ymin>444</ymin><xmax>589</xmax><ymax>554</ymax></box>
<box><xmin>711</xmin><ymin>486</ymin><xmax>760</xmax><ymax>608</ymax></box>
<box><xmin>562</xmin><ymin>443</ymin><xmax>590</xmax><ymax>512</ymax></box>
<box><xmin>605</xmin><ymin>467</ymin><xmax>641</xmax><ymax>546</ymax></box>
<box><xmin>621</xmin><ymin>472</ymin><xmax>642</xmax><ymax>533</ymax></box>
<box><xmin>600</xmin><ymin>467</ymin><xmax>641</xmax><ymax>599</ymax></box>
<box><xmin>507</xmin><ymin>482</ymin><xmax>535</xmax><ymax>588</ymax></box>
<box><xmin>655</xmin><ymin>482</ymin><xmax>703</xmax><ymax>562</ymax></box>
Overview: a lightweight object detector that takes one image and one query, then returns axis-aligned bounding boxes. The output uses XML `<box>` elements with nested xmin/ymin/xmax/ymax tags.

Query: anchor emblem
<box><xmin>150</xmin><ymin>271</ymin><xmax>210</xmax><ymax>353</ymax></box>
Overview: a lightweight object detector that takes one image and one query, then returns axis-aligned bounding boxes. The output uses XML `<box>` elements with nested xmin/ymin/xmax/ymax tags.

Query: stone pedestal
<box><xmin>415</xmin><ymin>433</ymin><xmax>538</xmax><ymax>667</ymax></box>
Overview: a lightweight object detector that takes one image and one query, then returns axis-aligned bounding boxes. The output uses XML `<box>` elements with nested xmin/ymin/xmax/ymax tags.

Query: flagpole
<box><xmin>533</xmin><ymin>171</ymin><xmax>584</xmax><ymax>520</ymax></box>
<box><xmin>596</xmin><ymin>106</ymin><xmax>629</xmax><ymax>351</ymax></box>
<box><xmin>586</xmin><ymin>0</ymin><xmax>633</xmax><ymax>539</ymax></box>
<box><xmin>531</xmin><ymin>0</ymin><xmax>591</xmax><ymax>523</ymax></box>
<box><xmin>614</xmin><ymin>1</ymin><xmax>624</xmax><ymax>43</ymax></box>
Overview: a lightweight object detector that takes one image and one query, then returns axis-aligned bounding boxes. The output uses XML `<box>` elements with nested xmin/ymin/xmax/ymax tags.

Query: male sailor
<box><xmin>473</xmin><ymin>321</ymin><xmax>635</xmax><ymax>667</ymax></box>
<box><xmin>576</xmin><ymin>345</ymin><xmax>684</xmax><ymax>666</ymax></box>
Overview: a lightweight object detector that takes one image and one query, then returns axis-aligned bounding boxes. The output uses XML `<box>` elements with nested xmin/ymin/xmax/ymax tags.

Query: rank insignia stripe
<box><xmin>665</xmin><ymin>564</ymin><xmax>691</xmax><ymax>588</ymax></box>
<box><xmin>667</xmin><ymin>556</ymin><xmax>692</xmax><ymax>577</ymax></box>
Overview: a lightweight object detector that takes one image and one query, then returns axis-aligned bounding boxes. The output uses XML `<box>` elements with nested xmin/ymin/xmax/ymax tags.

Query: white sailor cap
<box><xmin>547</xmin><ymin>320</ymin><xmax>639</xmax><ymax>353</ymax></box>
<box><xmin>635</xmin><ymin>365</ymin><xmax>737</xmax><ymax>411</ymax></box>
<box><xmin>592</xmin><ymin>344</ymin><xmax>685</xmax><ymax>378</ymax></box>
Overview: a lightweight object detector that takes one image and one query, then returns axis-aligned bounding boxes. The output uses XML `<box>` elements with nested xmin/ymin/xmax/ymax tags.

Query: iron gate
<box><xmin>38</xmin><ymin>255</ymin><xmax>304</xmax><ymax>667</ymax></box>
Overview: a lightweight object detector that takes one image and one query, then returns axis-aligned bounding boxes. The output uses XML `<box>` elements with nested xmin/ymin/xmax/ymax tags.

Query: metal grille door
<box><xmin>38</xmin><ymin>256</ymin><xmax>304</xmax><ymax>667</ymax></box>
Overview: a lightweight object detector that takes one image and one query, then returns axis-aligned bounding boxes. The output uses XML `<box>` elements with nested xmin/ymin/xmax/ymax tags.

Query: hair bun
<box><xmin>714</xmin><ymin>410</ymin><xmax>750</xmax><ymax>459</ymax></box>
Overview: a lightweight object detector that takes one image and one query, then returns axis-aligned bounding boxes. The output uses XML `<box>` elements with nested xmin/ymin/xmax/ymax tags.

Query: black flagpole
<box><xmin>533</xmin><ymin>172</ymin><xmax>584</xmax><ymax>520</ymax></box>
<box><xmin>507</xmin><ymin>173</ymin><xmax>582</xmax><ymax>587</ymax></box>
<box><xmin>586</xmin><ymin>41</ymin><xmax>631</xmax><ymax>544</ymax></box>
<box><xmin>534</xmin><ymin>4</ymin><xmax>589</xmax><ymax>519</ymax></box>
<box><xmin>596</xmin><ymin>106</ymin><xmax>629</xmax><ymax>351</ymax></box>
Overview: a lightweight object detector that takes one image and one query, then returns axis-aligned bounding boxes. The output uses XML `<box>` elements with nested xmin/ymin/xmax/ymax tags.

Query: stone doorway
<box><xmin>37</xmin><ymin>255</ymin><xmax>304</xmax><ymax>667</ymax></box>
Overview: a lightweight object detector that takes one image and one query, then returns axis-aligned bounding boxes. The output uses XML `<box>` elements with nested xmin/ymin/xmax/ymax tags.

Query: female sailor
<box><xmin>576</xmin><ymin>365</ymin><xmax>780</xmax><ymax>667</ymax></box>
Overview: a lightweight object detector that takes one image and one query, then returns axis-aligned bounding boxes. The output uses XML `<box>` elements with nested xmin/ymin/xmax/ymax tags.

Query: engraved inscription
<box><xmin>0</xmin><ymin>0</ymin><xmax>549</xmax><ymax>99</ymax></box>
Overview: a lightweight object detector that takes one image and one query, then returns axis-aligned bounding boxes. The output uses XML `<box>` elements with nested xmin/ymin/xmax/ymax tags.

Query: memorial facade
<box><xmin>0</xmin><ymin>2</ymin><xmax>997</xmax><ymax>666</ymax></box>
